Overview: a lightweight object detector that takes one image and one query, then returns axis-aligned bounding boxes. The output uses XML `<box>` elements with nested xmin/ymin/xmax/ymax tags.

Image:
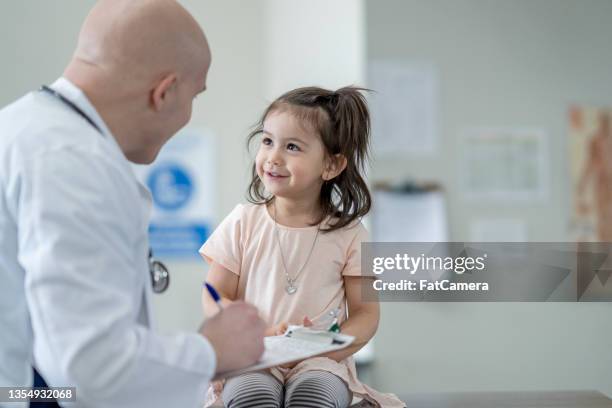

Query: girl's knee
<box><xmin>285</xmin><ymin>371</ymin><xmax>351</xmax><ymax>408</ymax></box>
<box><xmin>222</xmin><ymin>372</ymin><xmax>283</xmax><ymax>408</ymax></box>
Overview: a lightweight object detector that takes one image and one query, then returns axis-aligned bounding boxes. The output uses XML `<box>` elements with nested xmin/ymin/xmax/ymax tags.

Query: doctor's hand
<box><xmin>200</xmin><ymin>301</ymin><xmax>266</xmax><ymax>374</ymax></box>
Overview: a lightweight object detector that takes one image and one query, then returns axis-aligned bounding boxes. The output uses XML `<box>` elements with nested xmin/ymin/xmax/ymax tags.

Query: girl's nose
<box><xmin>267</xmin><ymin>149</ymin><xmax>283</xmax><ymax>165</ymax></box>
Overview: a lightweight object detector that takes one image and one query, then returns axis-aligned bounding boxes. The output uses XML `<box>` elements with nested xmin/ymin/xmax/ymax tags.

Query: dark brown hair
<box><xmin>246</xmin><ymin>86</ymin><xmax>372</xmax><ymax>232</ymax></box>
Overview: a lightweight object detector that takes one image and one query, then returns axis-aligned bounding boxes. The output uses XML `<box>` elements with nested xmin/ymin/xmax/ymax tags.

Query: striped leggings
<box><xmin>222</xmin><ymin>370</ymin><xmax>352</xmax><ymax>408</ymax></box>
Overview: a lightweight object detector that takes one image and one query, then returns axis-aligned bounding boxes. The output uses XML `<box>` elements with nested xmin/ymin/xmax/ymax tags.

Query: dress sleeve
<box><xmin>199</xmin><ymin>204</ymin><xmax>244</xmax><ymax>275</ymax></box>
<box><xmin>341</xmin><ymin>222</ymin><xmax>370</xmax><ymax>277</ymax></box>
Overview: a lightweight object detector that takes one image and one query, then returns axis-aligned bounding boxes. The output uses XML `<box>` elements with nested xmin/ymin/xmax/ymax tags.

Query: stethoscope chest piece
<box><xmin>149</xmin><ymin>252</ymin><xmax>170</xmax><ymax>294</ymax></box>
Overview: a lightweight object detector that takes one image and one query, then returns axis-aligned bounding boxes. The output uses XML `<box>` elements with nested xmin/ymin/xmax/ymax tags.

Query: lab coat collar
<box><xmin>49</xmin><ymin>77</ymin><xmax>126</xmax><ymax>162</ymax></box>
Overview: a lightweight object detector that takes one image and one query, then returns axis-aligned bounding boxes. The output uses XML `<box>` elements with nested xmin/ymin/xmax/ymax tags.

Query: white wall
<box><xmin>0</xmin><ymin>2</ymin><xmax>95</xmax><ymax>106</ymax></box>
<box><xmin>263</xmin><ymin>0</ymin><xmax>365</xmax><ymax>98</ymax></box>
<box><xmin>366</xmin><ymin>0</ymin><xmax>612</xmax><ymax>398</ymax></box>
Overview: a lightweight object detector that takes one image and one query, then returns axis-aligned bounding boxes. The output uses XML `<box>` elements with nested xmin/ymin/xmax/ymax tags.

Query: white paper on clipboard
<box><xmin>212</xmin><ymin>328</ymin><xmax>355</xmax><ymax>381</ymax></box>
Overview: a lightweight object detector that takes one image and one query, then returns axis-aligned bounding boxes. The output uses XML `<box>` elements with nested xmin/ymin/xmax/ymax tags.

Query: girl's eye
<box><xmin>262</xmin><ymin>137</ymin><xmax>272</xmax><ymax>145</ymax></box>
<box><xmin>287</xmin><ymin>143</ymin><xmax>300</xmax><ymax>152</ymax></box>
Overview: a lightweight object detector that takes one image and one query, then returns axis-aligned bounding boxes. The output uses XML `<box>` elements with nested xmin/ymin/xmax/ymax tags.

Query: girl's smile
<box><xmin>264</xmin><ymin>170</ymin><xmax>289</xmax><ymax>182</ymax></box>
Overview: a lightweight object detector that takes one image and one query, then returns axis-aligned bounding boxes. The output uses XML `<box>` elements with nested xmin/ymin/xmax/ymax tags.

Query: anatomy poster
<box><xmin>569</xmin><ymin>106</ymin><xmax>612</xmax><ymax>242</ymax></box>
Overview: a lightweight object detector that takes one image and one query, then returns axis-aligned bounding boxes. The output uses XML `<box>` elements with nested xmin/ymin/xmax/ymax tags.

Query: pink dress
<box><xmin>200</xmin><ymin>203</ymin><xmax>404</xmax><ymax>407</ymax></box>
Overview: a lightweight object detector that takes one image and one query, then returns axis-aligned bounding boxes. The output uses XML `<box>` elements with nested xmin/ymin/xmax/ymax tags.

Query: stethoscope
<box><xmin>39</xmin><ymin>85</ymin><xmax>170</xmax><ymax>293</ymax></box>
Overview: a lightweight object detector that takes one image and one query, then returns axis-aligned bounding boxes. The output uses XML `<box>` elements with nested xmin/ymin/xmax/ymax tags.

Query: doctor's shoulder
<box><xmin>0</xmin><ymin>95</ymin><xmax>140</xmax><ymax>223</ymax></box>
<box><xmin>0</xmin><ymin>91</ymin><xmax>106</xmax><ymax>161</ymax></box>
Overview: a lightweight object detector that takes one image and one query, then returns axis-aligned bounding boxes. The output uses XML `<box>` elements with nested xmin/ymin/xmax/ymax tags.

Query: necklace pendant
<box><xmin>286</xmin><ymin>284</ymin><xmax>298</xmax><ymax>295</ymax></box>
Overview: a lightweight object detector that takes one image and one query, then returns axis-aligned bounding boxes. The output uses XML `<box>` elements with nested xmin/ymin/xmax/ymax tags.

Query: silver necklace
<box><xmin>273</xmin><ymin>201</ymin><xmax>321</xmax><ymax>295</ymax></box>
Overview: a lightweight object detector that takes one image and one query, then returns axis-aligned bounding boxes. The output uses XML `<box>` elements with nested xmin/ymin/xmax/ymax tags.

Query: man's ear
<box><xmin>151</xmin><ymin>73</ymin><xmax>178</xmax><ymax>111</ymax></box>
<box><xmin>323</xmin><ymin>154</ymin><xmax>348</xmax><ymax>181</ymax></box>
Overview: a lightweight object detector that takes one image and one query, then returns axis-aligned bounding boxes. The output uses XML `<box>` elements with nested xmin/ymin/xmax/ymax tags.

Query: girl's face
<box><xmin>256</xmin><ymin>110</ymin><xmax>328</xmax><ymax>201</ymax></box>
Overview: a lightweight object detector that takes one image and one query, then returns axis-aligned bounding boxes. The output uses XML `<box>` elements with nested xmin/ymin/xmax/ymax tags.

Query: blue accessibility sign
<box><xmin>147</xmin><ymin>163</ymin><xmax>194</xmax><ymax>212</ymax></box>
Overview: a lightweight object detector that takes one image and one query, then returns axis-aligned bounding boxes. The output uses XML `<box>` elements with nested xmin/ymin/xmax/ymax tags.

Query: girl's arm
<box><xmin>320</xmin><ymin>276</ymin><xmax>380</xmax><ymax>363</ymax></box>
<box><xmin>202</xmin><ymin>261</ymin><xmax>239</xmax><ymax>318</ymax></box>
<box><xmin>202</xmin><ymin>261</ymin><xmax>282</xmax><ymax>336</ymax></box>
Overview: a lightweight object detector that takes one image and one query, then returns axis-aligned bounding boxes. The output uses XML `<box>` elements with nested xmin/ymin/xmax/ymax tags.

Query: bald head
<box><xmin>71</xmin><ymin>0</ymin><xmax>209</xmax><ymax>82</ymax></box>
<box><xmin>64</xmin><ymin>0</ymin><xmax>211</xmax><ymax>164</ymax></box>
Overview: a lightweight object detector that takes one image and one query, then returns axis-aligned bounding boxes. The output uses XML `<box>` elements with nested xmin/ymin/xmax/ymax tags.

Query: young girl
<box><xmin>200</xmin><ymin>86</ymin><xmax>404</xmax><ymax>407</ymax></box>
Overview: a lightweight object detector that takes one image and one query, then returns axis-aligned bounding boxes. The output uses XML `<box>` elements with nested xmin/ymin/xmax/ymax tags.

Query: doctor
<box><xmin>0</xmin><ymin>0</ymin><xmax>265</xmax><ymax>407</ymax></box>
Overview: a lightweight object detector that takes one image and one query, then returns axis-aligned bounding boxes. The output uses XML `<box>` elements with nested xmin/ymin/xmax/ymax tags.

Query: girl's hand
<box><xmin>302</xmin><ymin>316</ymin><xmax>313</xmax><ymax>327</ymax></box>
<box><xmin>267</xmin><ymin>316</ymin><xmax>314</xmax><ymax>337</ymax></box>
<box><xmin>265</xmin><ymin>321</ymin><xmax>289</xmax><ymax>336</ymax></box>
<box><xmin>212</xmin><ymin>380</ymin><xmax>224</xmax><ymax>394</ymax></box>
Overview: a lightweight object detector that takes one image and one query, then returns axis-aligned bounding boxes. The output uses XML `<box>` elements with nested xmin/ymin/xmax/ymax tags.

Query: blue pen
<box><xmin>204</xmin><ymin>282</ymin><xmax>224</xmax><ymax>310</ymax></box>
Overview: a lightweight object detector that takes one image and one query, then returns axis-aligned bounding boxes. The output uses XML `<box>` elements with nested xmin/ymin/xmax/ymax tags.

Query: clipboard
<box><xmin>212</xmin><ymin>327</ymin><xmax>355</xmax><ymax>381</ymax></box>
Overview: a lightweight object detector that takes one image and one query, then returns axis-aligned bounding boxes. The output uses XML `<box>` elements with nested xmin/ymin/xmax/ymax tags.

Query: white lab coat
<box><xmin>0</xmin><ymin>78</ymin><xmax>215</xmax><ymax>407</ymax></box>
